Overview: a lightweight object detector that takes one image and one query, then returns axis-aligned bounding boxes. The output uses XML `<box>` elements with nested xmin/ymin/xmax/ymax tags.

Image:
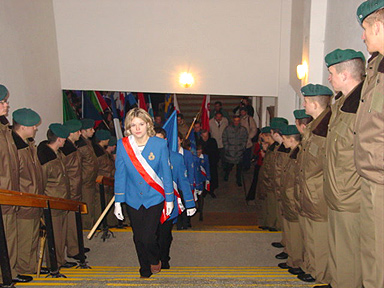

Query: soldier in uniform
<box><xmin>12</xmin><ymin>109</ymin><xmax>47</xmax><ymax>275</ymax></box>
<box><xmin>75</xmin><ymin>119</ymin><xmax>98</xmax><ymax>229</ymax></box>
<box><xmin>355</xmin><ymin>2</ymin><xmax>384</xmax><ymax>287</ymax></box>
<box><xmin>38</xmin><ymin>124</ymin><xmax>76</xmax><ymax>269</ymax></box>
<box><xmin>278</xmin><ymin>125</ymin><xmax>303</xmax><ymax>272</ymax></box>
<box><xmin>61</xmin><ymin>119</ymin><xmax>87</xmax><ymax>261</ymax></box>
<box><xmin>317</xmin><ymin>49</ymin><xmax>366</xmax><ymax>288</ymax></box>
<box><xmin>297</xmin><ymin>84</ymin><xmax>332</xmax><ymax>284</ymax></box>
<box><xmin>0</xmin><ymin>85</ymin><xmax>32</xmax><ymax>283</ymax></box>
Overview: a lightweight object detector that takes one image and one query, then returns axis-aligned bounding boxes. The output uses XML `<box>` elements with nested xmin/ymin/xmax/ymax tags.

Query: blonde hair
<box><xmin>124</xmin><ymin>107</ymin><xmax>155</xmax><ymax>137</ymax></box>
<box><xmin>365</xmin><ymin>7</ymin><xmax>384</xmax><ymax>25</ymax></box>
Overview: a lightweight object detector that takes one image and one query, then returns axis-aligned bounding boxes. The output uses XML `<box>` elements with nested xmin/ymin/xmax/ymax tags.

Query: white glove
<box><xmin>196</xmin><ymin>189</ymin><xmax>203</xmax><ymax>196</ymax></box>
<box><xmin>165</xmin><ymin>201</ymin><xmax>174</xmax><ymax>216</ymax></box>
<box><xmin>186</xmin><ymin>208</ymin><xmax>197</xmax><ymax>217</ymax></box>
<box><xmin>114</xmin><ymin>202</ymin><xmax>124</xmax><ymax>220</ymax></box>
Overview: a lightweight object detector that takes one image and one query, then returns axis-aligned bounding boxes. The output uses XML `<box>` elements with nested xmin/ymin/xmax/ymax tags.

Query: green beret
<box><xmin>12</xmin><ymin>108</ymin><xmax>41</xmax><ymax>126</ymax></box>
<box><xmin>301</xmin><ymin>84</ymin><xmax>333</xmax><ymax>97</ymax></box>
<box><xmin>80</xmin><ymin>118</ymin><xmax>95</xmax><ymax>130</ymax></box>
<box><xmin>357</xmin><ymin>0</ymin><xmax>384</xmax><ymax>25</ymax></box>
<box><xmin>261</xmin><ymin>126</ymin><xmax>271</xmax><ymax>134</ymax></box>
<box><xmin>108</xmin><ymin>136</ymin><xmax>117</xmax><ymax>146</ymax></box>
<box><xmin>0</xmin><ymin>84</ymin><xmax>9</xmax><ymax>101</ymax></box>
<box><xmin>325</xmin><ymin>49</ymin><xmax>366</xmax><ymax>67</ymax></box>
<box><xmin>270</xmin><ymin>121</ymin><xmax>288</xmax><ymax>131</ymax></box>
<box><xmin>282</xmin><ymin>125</ymin><xmax>299</xmax><ymax>136</ymax></box>
<box><xmin>49</xmin><ymin>123</ymin><xmax>70</xmax><ymax>139</ymax></box>
<box><xmin>271</xmin><ymin>117</ymin><xmax>288</xmax><ymax>125</ymax></box>
<box><xmin>64</xmin><ymin>119</ymin><xmax>82</xmax><ymax>133</ymax></box>
<box><xmin>293</xmin><ymin>109</ymin><xmax>311</xmax><ymax>119</ymax></box>
<box><xmin>95</xmin><ymin>129</ymin><xmax>111</xmax><ymax>141</ymax></box>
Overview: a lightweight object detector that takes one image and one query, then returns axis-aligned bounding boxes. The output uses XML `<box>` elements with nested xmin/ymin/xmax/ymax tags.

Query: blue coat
<box><xmin>114</xmin><ymin>136</ymin><xmax>174</xmax><ymax>210</ymax></box>
<box><xmin>179</xmin><ymin>148</ymin><xmax>196</xmax><ymax>191</ymax></box>
<box><xmin>194</xmin><ymin>154</ymin><xmax>211</xmax><ymax>190</ymax></box>
<box><xmin>168</xmin><ymin>151</ymin><xmax>195</xmax><ymax>222</ymax></box>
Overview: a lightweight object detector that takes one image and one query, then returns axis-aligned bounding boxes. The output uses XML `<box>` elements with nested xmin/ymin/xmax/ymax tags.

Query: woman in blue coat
<box><xmin>114</xmin><ymin>108</ymin><xmax>174</xmax><ymax>278</ymax></box>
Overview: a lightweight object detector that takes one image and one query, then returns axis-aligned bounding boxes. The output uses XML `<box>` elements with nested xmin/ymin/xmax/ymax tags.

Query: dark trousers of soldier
<box><xmin>127</xmin><ymin>202</ymin><xmax>163</xmax><ymax>278</ymax></box>
<box><xmin>47</xmin><ymin>212</ymin><xmax>68</xmax><ymax>268</ymax></box>
<box><xmin>242</xmin><ymin>147</ymin><xmax>252</xmax><ymax>171</ymax></box>
<box><xmin>224</xmin><ymin>162</ymin><xmax>243</xmax><ymax>185</ymax></box>
<box><xmin>197</xmin><ymin>194</ymin><xmax>205</xmax><ymax>221</ymax></box>
<box><xmin>158</xmin><ymin>220</ymin><xmax>173</xmax><ymax>265</ymax></box>
<box><xmin>176</xmin><ymin>210</ymin><xmax>189</xmax><ymax>230</ymax></box>
<box><xmin>246</xmin><ymin>165</ymin><xmax>261</xmax><ymax>201</ymax></box>
<box><xmin>0</xmin><ymin>212</ymin><xmax>17</xmax><ymax>280</ymax></box>
<box><xmin>82</xmin><ymin>184</ymin><xmax>96</xmax><ymax>230</ymax></box>
<box><xmin>65</xmin><ymin>211</ymin><xmax>79</xmax><ymax>258</ymax></box>
<box><xmin>16</xmin><ymin>217</ymin><xmax>40</xmax><ymax>274</ymax></box>
<box><xmin>266</xmin><ymin>192</ymin><xmax>278</xmax><ymax>229</ymax></box>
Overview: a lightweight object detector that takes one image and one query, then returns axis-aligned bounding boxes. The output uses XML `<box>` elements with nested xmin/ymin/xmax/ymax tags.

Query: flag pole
<box><xmin>185</xmin><ymin>110</ymin><xmax>201</xmax><ymax>139</ymax></box>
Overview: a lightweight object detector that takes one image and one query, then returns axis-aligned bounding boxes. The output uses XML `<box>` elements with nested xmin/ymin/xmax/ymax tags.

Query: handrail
<box><xmin>0</xmin><ymin>189</ymin><xmax>87</xmax><ymax>214</ymax></box>
<box><xmin>96</xmin><ymin>175</ymin><xmax>114</xmax><ymax>187</ymax></box>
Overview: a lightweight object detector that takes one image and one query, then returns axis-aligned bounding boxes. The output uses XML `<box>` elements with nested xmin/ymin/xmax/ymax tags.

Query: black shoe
<box><xmin>269</xmin><ymin>227</ymin><xmax>278</xmax><ymax>232</ymax></box>
<box><xmin>277</xmin><ymin>262</ymin><xmax>291</xmax><ymax>269</ymax></box>
<box><xmin>313</xmin><ymin>285</ymin><xmax>332</xmax><ymax>288</ymax></box>
<box><xmin>84</xmin><ymin>247</ymin><xmax>90</xmax><ymax>253</ymax></box>
<box><xmin>271</xmin><ymin>242</ymin><xmax>284</xmax><ymax>248</ymax></box>
<box><xmin>288</xmin><ymin>267</ymin><xmax>305</xmax><ymax>275</ymax></box>
<box><xmin>39</xmin><ymin>267</ymin><xmax>50</xmax><ymax>275</ymax></box>
<box><xmin>161</xmin><ymin>261</ymin><xmax>170</xmax><ymax>269</ymax></box>
<box><xmin>275</xmin><ymin>252</ymin><xmax>288</xmax><ymax>259</ymax></box>
<box><xmin>68</xmin><ymin>253</ymin><xmax>87</xmax><ymax>261</ymax></box>
<box><xmin>13</xmin><ymin>274</ymin><xmax>33</xmax><ymax>283</ymax></box>
<box><xmin>297</xmin><ymin>273</ymin><xmax>316</xmax><ymax>282</ymax></box>
<box><xmin>258</xmin><ymin>226</ymin><xmax>269</xmax><ymax>230</ymax></box>
<box><xmin>60</xmin><ymin>261</ymin><xmax>77</xmax><ymax>268</ymax></box>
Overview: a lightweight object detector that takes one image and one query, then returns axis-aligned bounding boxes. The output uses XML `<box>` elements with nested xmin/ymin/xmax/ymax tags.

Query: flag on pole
<box><xmin>63</xmin><ymin>92</ymin><xmax>78</xmax><ymax>122</ymax></box>
<box><xmin>164</xmin><ymin>94</ymin><xmax>173</xmax><ymax>119</ymax></box>
<box><xmin>187</xmin><ymin>128</ymin><xmax>197</xmax><ymax>155</ymax></box>
<box><xmin>88</xmin><ymin>91</ymin><xmax>103</xmax><ymax>113</ymax></box>
<box><xmin>147</xmin><ymin>94</ymin><xmax>154</xmax><ymax>120</ymax></box>
<box><xmin>95</xmin><ymin>91</ymin><xmax>110</xmax><ymax>112</ymax></box>
<box><xmin>83</xmin><ymin>93</ymin><xmax>103</xmax><ymax>128</ymax></box>
<box><xmin>137</xmin><ymin>93</ymin><xmax>147</xmax><ymax>111</ymax></box>
<box><xmin>173</xmin><ymin>94</ymin><xmax>180</xmax><ymax>113</ymax></box>
<box><xmin>200</xmin><ymin>95</ymin><xmax>210</xmax><ymax>131</ymax></box>
<box><xmin>109</xmin><ymin>95</ymin><xmax>124</xmax><ymax>140</ymax></box>
<box><xmin>162</xmin><ymin>110</ymin><xmax>178</xmax><ymax>152</ymax></box>
<box><xmin>113</xmin><ymin>92</ymin><xmax>125</xmax><ymax>119</ymax></box>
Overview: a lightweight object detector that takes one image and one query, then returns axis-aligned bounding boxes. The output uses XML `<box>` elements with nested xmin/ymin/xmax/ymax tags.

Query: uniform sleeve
<box><xmin>114</xmin><ymin>141</ymin><xmax>126</xmax><ymax>202</ymax></box>
<box><xmin>159</xmin><ymin>141</ymin><xmax>174</xmax><ymax>203</ymax></box>
<box><xmin>176</xmin><ymin>157</ymin><xmax>195</xmax><ymax>209</ymax></box>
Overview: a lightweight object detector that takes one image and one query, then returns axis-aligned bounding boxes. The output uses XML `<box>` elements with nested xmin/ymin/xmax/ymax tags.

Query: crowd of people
<box><xmin>0</xmin><ymin>0</ymin><xmax>383</xmax><ymax>286</ymax></box>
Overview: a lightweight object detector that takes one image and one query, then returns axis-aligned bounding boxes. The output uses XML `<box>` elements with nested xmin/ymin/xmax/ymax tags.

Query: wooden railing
<box><xmin>0</xmin><ymin>189</ymin><xmax>88</xmax><ymax>286</ymax></box>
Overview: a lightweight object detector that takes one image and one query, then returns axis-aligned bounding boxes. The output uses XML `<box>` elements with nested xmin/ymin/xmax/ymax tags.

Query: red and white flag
<box><xmin>173</xmin><ymin>94</ymin><xmax>180</xmax><ymax>114</ymax></box>
<box><xmin>137</xmin><ymin>93</ymin><xmax>147</xmax><ymax>111</ymax></box>
<box><xmin>200</xmin><ymin>95</ymin><xmax>210</xmax><ymax>131</ymax></box>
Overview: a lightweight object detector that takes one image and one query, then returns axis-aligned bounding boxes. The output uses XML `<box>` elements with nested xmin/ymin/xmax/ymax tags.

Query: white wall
<box><xmin>323</xmin><ymin>0</ymin><xmax>368</xmax><ymax>83</ymax></box>
<box><xmin>0</xmin><ymin>0</ymin><xmax>62</xmax><ymax>142</ymax></box>
<box><xmin>53</xmin><ymin>0</ymin><xmax>283</xmax><ymax>97</ymax></box>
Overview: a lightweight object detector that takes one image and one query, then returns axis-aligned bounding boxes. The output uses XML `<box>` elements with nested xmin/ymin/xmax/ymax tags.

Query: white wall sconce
<box><xmin>297</xmin><ymin>61</ymin><xmax>308</xmax><ymax>80</ymax></box>
<box><xmin>179</xmin><ymin>72</ymin><xmax>194</xmax><ymax>88</ymax></box>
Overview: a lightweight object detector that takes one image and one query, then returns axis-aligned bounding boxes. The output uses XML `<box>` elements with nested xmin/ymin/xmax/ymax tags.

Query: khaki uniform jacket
<box><xmin>60</xmin><ymin>139</ymin><xmax>82</xmax><ymax>201</ymax></box>
<box><xmin>37</xmin><ymin>141</ymin><xmax>70</xmax><ymax>217</ymax></box>
<box><xmin>257</xmin><ymin>142</ymin><xmax>279</xmax><ymax>197</ymax></box>
<box><xmin>240</xmin><ymin>115</ymin><xmax>257</xmax><ymax>149</ymax></box>
<box><xmin>92</xmin><ymin>142</ymin><xmax>113</xmax><ymax>178</ymax></box>
<box><xmin>297</xmin><ymin>107</ymin><xmax>331</xmax><ymax>221</ymax></box>
<box><xmin>324</xmin><ymin>82</ymin><xmax>363</xmax><ymax>213</ymax></box>
<box><xmin>12</xmin><ymin>131</ymin><xmax>44</xmax><ymax>219</ymax></box>
<box><xmin>280</xmin><ymin>146</ymin><xmax>300</xmax><ymax>222</ymax></box>
<box><xmin>274</xmin><ymin>144</ymin><xmax>291</xmax><ymax>200</ymax></box>
<box><xmin>0</xmin><ymin>116</ymin><xmax>19</xmax><ymax>214</ymax></box>
<box><xmin>76</xmin><ymin>136</ymin><xmax>98</xmax><ymax>189</ymax></box>
<box><xmin>354</xmin><ymin>53</ymin><xmax>384</xmax><ymax>185</ymax></box>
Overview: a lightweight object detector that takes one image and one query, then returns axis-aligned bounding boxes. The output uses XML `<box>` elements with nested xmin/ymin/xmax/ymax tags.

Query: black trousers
<box><xmin>224</xmin><ymin>162</ymin><xmax>243</xmax><ymax>183</ymax></box>
<box><xmin>246</xmin><ymin>165</ymin><xmax>261</xmax><ymax>200</ymax></box>
<box><xmin>158</xmin><ymin>220</ymin><xmax>173</xmax><ymax>264</ymax></box>
<box><xmin>127</xmin><ymin>202</ymin><xmax>163</xmax><ymax>277</ymax></box>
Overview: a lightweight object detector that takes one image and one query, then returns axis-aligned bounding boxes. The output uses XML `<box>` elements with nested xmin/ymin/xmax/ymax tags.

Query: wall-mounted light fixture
<box><xmin>179</xmin><ymin>72</ymin><xmax>194</xmax><ymax>88</ymax></box>
<box><xmin>297</xmin><ymin>61</ymin><xmax>308</xmax><ymax>80</ymax></box>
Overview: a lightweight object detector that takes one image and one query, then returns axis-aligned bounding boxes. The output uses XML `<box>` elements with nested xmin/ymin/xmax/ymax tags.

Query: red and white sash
<box><xmin>173</xmin><ymin>181</ymin><xmax>185</xmax><ymax>214</ymax></box>
<box><xmin>122</xmin><ymin>136</ymin><xmax>169</xmax><ymax>223</ymax></box>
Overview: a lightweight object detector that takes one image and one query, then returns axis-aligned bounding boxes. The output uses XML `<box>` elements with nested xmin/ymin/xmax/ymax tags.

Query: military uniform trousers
<box><xmin>327</xmin><ymin>208</ymin><xmax>362</xmax><ymax>288</ymax></box>
<box><xmin>298</xmin><ymin>215</ymin><xmax>310</xmax><ymax>274</ymax></box>
<box><xmin>16</xmin><ymin>217</ymin><xmax>40</xmax><ymax>274</ymax></box>
<box><xmin>81</xmin><ymin>184</ymin><xmax>97</xmax><ymax>230</ymax></box>
<box><xmin>47</xmin><ymin>212</ymin><xmax>68</xmax><ymax>267</ymax></box>
<box><xmin>282</xmin><ymin>218</ymin><xmax>302</xmax><ymax>269</ymax></box>
<box><xmin>360</xmin><ymin>178</ymin><xmax>384</xmax><ymax>288</ymax></box>
<box><xmin>266</xmin><ymin>192</ymin><xmax>278</xmax><ymax>229</ymax></box>
<box><xmin>0</xmin><ymin>212</ymin><xmax>17</xmax><ymax>280</ymax></box>
<box><xmin>127</xmin><ymin>202</ymin><xmax>163</xmax><ymax>278</ymax></box>
<box><xmin>303</xmin><ymin>217</ymin><xmax>331</xmax><ymax>284</ymax></box>
<box><xmin>65</xmin><ymin>211</ymin><xmax>78</xmax><ymax>258</ymax></box>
